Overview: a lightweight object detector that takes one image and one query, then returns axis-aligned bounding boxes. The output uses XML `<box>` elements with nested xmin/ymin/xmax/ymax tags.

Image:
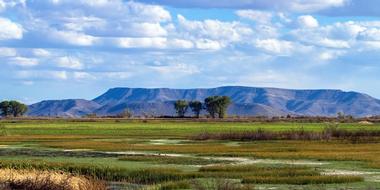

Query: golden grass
<box><xmin>0</xmin><ymin>169</ymin><xmax>106</xmax><ymax>190</ymax></box>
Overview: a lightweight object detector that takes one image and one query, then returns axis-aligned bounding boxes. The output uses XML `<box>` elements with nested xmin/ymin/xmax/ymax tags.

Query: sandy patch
<box><xmin>104</xmin><ymin>151</ymin><xmax>186</xmax><ymax>158</ymax></box>
<box><xmin>322</xmin><ymin>169</ymin><xmax>380</xmax><ymax>176</ymax></box>
<box><xmin>63</xmin><ymin>149</ymin><xmax>93</xmax><ymax>152</ymax></box>
<box><xmin>149</xmin><ymin>139</ymin><xmax>188</xmax><ymax>145</ymax></box>
<box><xmin>206</xmin><ymin>157</ymin><xmax>327</xmax><ymax>166</ymax></box>
<box><xmin>358</xmin><ymin>121</ymin><xmax>374</xmax><ymax>125</ymax></box>
<box><xmin>0</xmin><ymin>169</ymin><xmax>104</xmax><ymax>190</ymax></box>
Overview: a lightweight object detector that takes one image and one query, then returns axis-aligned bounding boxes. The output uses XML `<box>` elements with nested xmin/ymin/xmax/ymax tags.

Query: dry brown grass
<box><xmin>0</xmin><ymin>169</ymin><xmax>106</xmax><ymax>190</ymax></box>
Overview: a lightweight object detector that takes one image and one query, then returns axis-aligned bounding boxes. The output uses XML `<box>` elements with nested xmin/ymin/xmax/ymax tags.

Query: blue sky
<box><xmin>1</xmin><ymin>0</ymin><xmax>380</xmax><ymax>103</ymax></box>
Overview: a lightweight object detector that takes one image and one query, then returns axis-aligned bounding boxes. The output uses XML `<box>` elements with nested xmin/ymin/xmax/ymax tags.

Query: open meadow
<box><xmin>0</xmin><ymin>119</ymin><xmax>380</xmax><ymax>190</ymax></box>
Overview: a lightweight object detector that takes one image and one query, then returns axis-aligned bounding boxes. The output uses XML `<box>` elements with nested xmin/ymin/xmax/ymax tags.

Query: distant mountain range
<box><xmin>27</xmin><ymin>86</ymin><xmax>380</xmax><ymax>117</ymax></box>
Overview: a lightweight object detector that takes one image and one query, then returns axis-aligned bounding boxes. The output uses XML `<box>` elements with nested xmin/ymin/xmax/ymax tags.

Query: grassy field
<box><xmin>0</xmin><ymin>119</ymin><xmax>380</xmax><ymax>189</ymax></box>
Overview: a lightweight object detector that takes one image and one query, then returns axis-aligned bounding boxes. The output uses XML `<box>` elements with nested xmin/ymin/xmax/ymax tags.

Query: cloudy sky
<box><xmin>1</xmin><ymin>0</ymin><xmax>380</xmax><ymax>103</ymax></box>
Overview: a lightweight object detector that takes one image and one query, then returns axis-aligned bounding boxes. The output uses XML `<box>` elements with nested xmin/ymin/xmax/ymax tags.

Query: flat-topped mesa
<box><xmin>28</xmin><ymin>86</ymin><xmax>380</xmax><ymax>117</ymax></box>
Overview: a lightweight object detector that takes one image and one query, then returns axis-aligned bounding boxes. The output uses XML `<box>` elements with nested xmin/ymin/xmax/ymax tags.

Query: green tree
<box><xmin>189</xmin><ymin>101</ymin><xmax>203</xmax><ymax>118</ymax></box>
<box><xmin>9</xmin><ymin>101</ymin><xmax>28</xmax><ymax>117</ymax></box>
<box><xmin>204</xmin><ymin>96</ymin><xmax>219</xmax><ymax>118</ymax></box>
<box><xmin>0</xmin><ymin>101</ymin><xmax>11</xmax><ymax>117</ymax></box>
<box><xmin>204</xmin><ymin>96</ymin><xmax>232</xmax><ymax>118</ymax></box>
<box><xmin>0</xmin><ymin>101</ymin><xmax>28</xmax><ymax>117</ymax></box>
<box><xmin>174</xmin><ymin>100</ymin><xmax>189</xmax><ymax>118</ymax></box>
<box><xmin>215</xmin><ymin>96</ymin><xmax>231</xmax><ymax>118</ymax></box>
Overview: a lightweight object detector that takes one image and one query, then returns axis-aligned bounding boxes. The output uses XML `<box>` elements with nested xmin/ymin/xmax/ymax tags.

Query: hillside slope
<box><xmin>28</xmin><ymin>99</ymin><xmax>101</xmax><ymax>117</ymax></box>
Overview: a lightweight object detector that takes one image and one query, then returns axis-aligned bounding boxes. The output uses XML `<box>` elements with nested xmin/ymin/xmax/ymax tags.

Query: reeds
<box><xmin>200</xmin><ymin>165</ymin><xmax>363</xmax><ymax>185</ymax></box>
<box><xmin>191</xmin><ymin>125</ymin><xmax>380</xmax><ymax>141</ymax></box>
<box><xmin>242</xmin><ymin>175</ymin><xmax>363</xmax><ymax>185</ymax></box>
<box><xmin>199</xmin><ymin>165</ymin><xmax>320</xmax><ymax>178</ymax></box>
<box><xmin>0</xmin><ymin>160</ymin><xmax>198</xmax><ymax>184</ymax></box>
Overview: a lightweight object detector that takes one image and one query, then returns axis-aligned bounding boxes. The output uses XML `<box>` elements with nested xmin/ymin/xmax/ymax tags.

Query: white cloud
<box><xmin>8</xmin><ymin>57</ymin><xmax>38</xmax><ymax>67</ymax></box>
<box><xmin>102</xmin><ymin>72</ymin><xmax>133</xmax><ymax>79</ymax></box>
<box><xmin>78</xmin><ymin>0</ymin><xmax>113</xmax><ymax>7</ymax></box>
<box><xmin>49</xmin><ymin>1</ymin><xmax>171</xmax><ymax>22</ymax></box>
<box><xmin>126</xmin><ymin>22</ymin><xmax>168</xmax><ymax>37</ymax></box>
<box><xmin>195</xmin><ymin>39</ymin><xmax>223</xmax><ymax>50</ymax></box>
<box><xmin>318</xmin><ymin>50</ymin><xmax>346</xmax><ymax>61</ymax></box>
<box><xmin>236</xmin><ymin>10</ymin><xmax>273</xmax><ymax>24</ymax></box>
<box><xmin>318</xmin><ymin>38</ymin><xmax>350</xmax><ymax>49</ymax></box>
<box><xmin>288</xmin><ymin>0</ymin><xmax>347</xmax><ymax>12</ymax></box>
<box><xmin>290</xmin><ymin>21</ymin><xmax>365</xmax><ymax>49</ymax></box>
<box><xmin>48</xmin><ymin>30</ymin><xmax>98</xmax><ymax>46</ymax></box>
<box><xmin>114</xmin><ymin>37</ymin><xmax>197</xmax><ymax>49</ymax></box>
<box><xmin>0</xmin><ymin>47</ymin><xmax>17</xmax><ymax>57</ymax></box>
<box><xmin>169</xmin><ymin>39</ymin><xmax>194</xmax><ymax>49</ymax></box>
<box><xmin>358</xmin><ymin>28</ymin><xmax>380</xmax><ymax>41</ymax></box>
<box><xmin>177</xmin><ymin>15</ymin><xmax>253</xmax><ymax>44</ymax></box>
<box><xmin>356</xmin><ymin>41</ymin><xmax>380</xmax><ymax>51</ymax></box>
<box><xmin>136</xmin><ymin>0</ymin><xmax>348</xmax><ymax>13</ymax></box>
<box><xmin>73</xmin><ymin>71</ymin><xmax>95</xmax><ymax>80</ymax></box>
<box><xmin>297</xmin><ymin>15</ymin><xmax>319</xmax><ymax>28</ymax></box>
<box><xmin>0</xmin><ymin>17</ymin><xmax>23</xmax><ymax>40</ymax></box>
<box><xmin>151</xmin><ymin>63</ymin><xmax>200</xmax><ymax>76</ymax></box>
<box><xmin>0</xmin><ymin>0</ymin><xmax>5</xmax><ymax>12</ymax></box>
<box><xmin>0</xmin><ymin>0</ymin><xmax>26</xmax><ymax>12</ymax></box>
<box><xmin>16</xmin><ymin>70</ymin><xmax>68</xmax><ymax>80</ymax></box>
<box><xmin>33</xmin><ymin>49</ymin><xmax>51</xmax><ymax>57</ymax></box>
<box><xmin>329</xmin><ymin>22</ymin><xmax>366</xmax><ymax>39</ymax></box>
<box><xmin>21</xmin><ymin>1</ymin><xmax>174</xmax><ymax>49</ymax></box>
<box><xmin>125</xmin><ymin>1</ymin><xmax>171</xmax><ymax>22</ymax></box>
<box><xmin>48</xmin><ymin>71</ymin><xmax>68</xmax><ymax>80</ymax></box>
<box><xmin>238</xmin><ymin>70</ymin><xmax>289</xmax><ymax>85</ymax></box>
<box><xmin>57</xmin><ymin>56</ymin><xmax>84</xmax><ymax>69</ymax></box>
<box><xmin>61</xmin><ymin>16</ymin><xmax>106</xmax><ymax>32</ymax></box>
<box><xmin>116</xmin><ymin>37</ymin><xmax>167</xmax><ymax>49</ymax></box>
<box><xmin>254</xmin><ymin>39</ymin><xmax>295</xmax><ymax>55</ymax></box>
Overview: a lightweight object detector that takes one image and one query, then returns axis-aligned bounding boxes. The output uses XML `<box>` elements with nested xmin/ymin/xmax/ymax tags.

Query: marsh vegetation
<box><xmin>0</xmin><ymin>119</ymin><xmax>379</xmax><ymax>189</ymax></box>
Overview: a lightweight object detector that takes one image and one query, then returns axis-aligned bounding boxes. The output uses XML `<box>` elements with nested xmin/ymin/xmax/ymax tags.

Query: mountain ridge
<box><xmin>27</xmin><ymin>86</ymin><xmax>380</xmax><ymax>117</ymax></box>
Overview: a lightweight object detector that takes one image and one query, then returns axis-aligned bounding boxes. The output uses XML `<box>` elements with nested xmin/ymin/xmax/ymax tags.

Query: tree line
<box><xmin>174</xmin><ymin>96</ymin><xmax>231</xmax><ymax>118</ymax></box>
<box><xmin>0</xmin><ymin>101</ymin><xmax>28</xmax><ymax>117</ymax></box>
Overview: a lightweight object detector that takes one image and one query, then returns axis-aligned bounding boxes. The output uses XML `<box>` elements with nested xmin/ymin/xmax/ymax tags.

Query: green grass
<box><xmin>1</xmin><ymin>120</ymin><xmax>379</xmax><ymax>137</ymax></box>
<box><xmin>119</xmin><ymin>154</ymin><xmax>232</xmax><ymax>165</ymax></box>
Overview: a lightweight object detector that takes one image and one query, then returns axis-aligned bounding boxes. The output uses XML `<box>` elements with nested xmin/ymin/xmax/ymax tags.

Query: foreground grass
<box><xmin>0</xmin><ymin>169</ymin><xmax>106</xmax><ymax>190</ymax></box>
<box><xmin>0</xmin><ymin>159</ymin><xmax>364</xmax><ymax>187</ymax></box>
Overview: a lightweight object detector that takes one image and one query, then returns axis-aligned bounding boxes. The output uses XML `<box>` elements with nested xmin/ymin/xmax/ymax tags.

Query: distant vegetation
<box><xmin>174</xmin><ymin>100</ymin><xmax>189</xmax><ymax>118</ymax></box>
<box><xmin>173</xmin><ymin>96</ymin><xmax>231</xmax><ymax>118</ymax></box>
<box><xmin>0</xmin><ymin>101</ymin><xmax>28</xmax><ymax>117</ymax></box>
<box><xmin>204</xmin><ymin>96</ymin><xmax>231</xmax><ymax>118</ymax></box>
<box><xmin>189</xmin><ymin>101</ymin><xmax>202</xmax><ymax>118</ymax></box>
